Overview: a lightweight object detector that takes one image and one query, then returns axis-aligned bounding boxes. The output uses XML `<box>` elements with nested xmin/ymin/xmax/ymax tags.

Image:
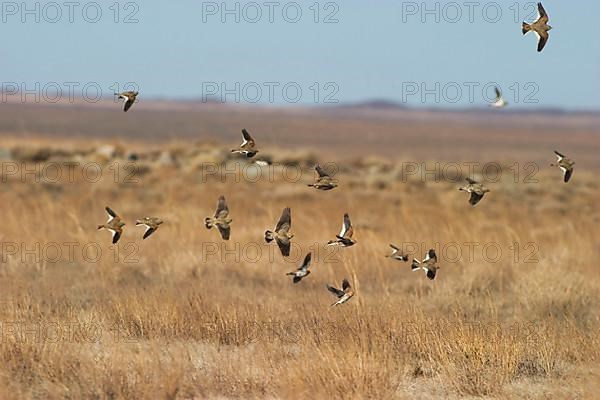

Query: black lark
<box><xmin>205</xmin><ymin>195</ymin><xmax>232</xmax><ymax>240</ymax></box>
<box><xmin>265</xmin><ymin>207</ymin><xmax>293</xmax><ymax>257</ymax></box>
<box><xmin>97</xmin><ymin>206</ymin><xmax>125</xmax><ymax>244</ymax></box>
<box><xmin>522</xmin><ymin>2</ymin><xmax>552</xmax><ymax>52</ymax></box>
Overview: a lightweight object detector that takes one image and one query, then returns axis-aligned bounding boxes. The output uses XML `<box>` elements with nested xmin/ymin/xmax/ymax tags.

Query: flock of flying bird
<box><xmin>103</xmin><ymin>2</ymin><xmax>576</xmax><ymax>306</ymax></box>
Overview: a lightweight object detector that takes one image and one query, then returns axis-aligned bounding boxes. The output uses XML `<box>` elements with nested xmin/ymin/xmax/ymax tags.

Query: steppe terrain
<box><xmin>0</xmin><ymin>101</ymin><xmax>598</xmax><ymax>398</ymax></box>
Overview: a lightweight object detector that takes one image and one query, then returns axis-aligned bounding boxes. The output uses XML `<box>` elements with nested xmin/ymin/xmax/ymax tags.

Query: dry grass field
<box><xmin>0</xmin><ymin>102</ymin><xmax>599</xmax><ymax>399</ymax></box>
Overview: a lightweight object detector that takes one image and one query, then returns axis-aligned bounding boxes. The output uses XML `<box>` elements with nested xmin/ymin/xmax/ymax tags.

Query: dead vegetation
<box><xmin>0</xmin><ymin>132</ymin><xmax>598</xmax><ymax>398</ymax></box>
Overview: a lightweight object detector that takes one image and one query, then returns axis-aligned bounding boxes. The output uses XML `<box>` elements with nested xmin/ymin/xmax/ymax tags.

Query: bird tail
<box><xmin>265</xmin><ymin>230</ymin><xmax>274</xmax><ymax>243</ymax></box>
<box><xmin>205</xmin><ymin>218</ymin><xmax>213</xmax><ymax>229</ymax></box>
<box><xmin>97</xmin><ymin>225</ymin><xmax>103</xmax><ymax>230</ymax></box>
<box><xmin>522</xmin><ymin>22</ymin><xmax>531</xmax><ymax>35</ymax></box>
<box><xmin>286</xmin><ymin>272</ymin><xmax>295</xmax><ymax>276</ymax></box>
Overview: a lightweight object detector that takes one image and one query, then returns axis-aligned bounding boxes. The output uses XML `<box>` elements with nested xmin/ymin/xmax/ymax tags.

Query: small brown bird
<box><xmin>327</xmin><ymin>213</ymin><xmax>356</xmax><ymax>247</ymax></box>
<box><xmin>386</xmin><ymin>243</ymin><xmax>409</xmax><ymax>262</ymax></box>
<box><xmin>459</xmin><ymin>177</ymin><xmax>490</xmax><ymax>206</ymax></box>
<box><xmin>522</xmin><ymin>2</ymin><xmax>552</xmax><ymax>52</ymax></box>
<box><xmin>327</xmin><ymin>279</ymin><xmax>354</xmax><ymax>306</ymax></box>
<box><xmin>231</xmin><ymin>129</ymin><xmax>259</xmax><ymax>158</ymax></box>
<box><xmin>205</xmin><ymin>195</ymin><xmax>232</xmax><ymax>240</ymax></box>
<box><xmin>97</xmin><ymin>206</ymin><xmax>125</xmax><ymax>244</ymax></box>
<box><xmin>135</xmin><ymin>217</ymin><xmax>163</xmax><ymax>240</ymax></box>
<box><xmin>411</xmin><ymin>249</ymin><xmax>439</xmax><ymax>280</ymax></box>
<box><xmin>286</xmin><ymin>253</ymin><xmax>312</xmax><ymax>283</ymax></box>
<box><xmin>308</xmin><ymin>165</ymin><xmax>338</xmax><ymax>191</ymax></box>
<box><xmin>115</xmin><ymin>91</ymin><xmax>139</xmax><ymax>112</ymax></box>
<box><xmin>265</xmin><ymin>207</ymin><xmax>293</xmax><ymax>257</ymax></box>
<box><xmin>550</xmin><ymin>150</ymin><xmax>575</xmax><ymax>183</ymax></box>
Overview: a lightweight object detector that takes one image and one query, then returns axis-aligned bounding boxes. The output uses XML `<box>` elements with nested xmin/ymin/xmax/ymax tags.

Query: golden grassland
<box><xmin>0</xmin><ymin>136</ymin><xmax>599</xmax><ymax>399</ymax></box>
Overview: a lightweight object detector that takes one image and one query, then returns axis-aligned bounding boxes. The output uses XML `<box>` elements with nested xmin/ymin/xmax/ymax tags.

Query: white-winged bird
<box><xmin>522</xmin><ymin>2</ymin><xmax>552</xmax><ymax>52</ymax></box>
<box><xmin>327</xmin><ymin>278</ymin><xmax>355</xmax><ymax>306</ymax></box>
<box><xmin>286</xmin><ymin>253</ymin><xmax>312</xmax><ymax>283</ymax></box>
<box><xmin>98</xmin><ymin>206</ymin><xmax>125</xmax><ymax>244</ymax></box>
<box><xmin>135</xmin><ymin>217</ymin><xmax>164</xmax><ymax>240</ymax></box>
<box><xmin>327</xmin><ymin>213</ymin><xmax>356</xmax><ymax>247</ymax></box>
<box><xmin>550</xmin><ymin>150</ymin><xmax>575</xmax><ymax>183</ymax></box>
<box><xmin>411</xmin><ymin>249</ymin><xmax>440</xmax><ymax>280</ymax></box>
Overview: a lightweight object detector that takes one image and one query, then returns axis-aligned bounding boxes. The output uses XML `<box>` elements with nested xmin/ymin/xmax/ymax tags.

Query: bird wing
<box><xmin>217</xmin><ymin>224</ymin><xmax>231</xmax><ymax>241</ymax></box>
<box><xmin>215</xmin><ymin>195</ymin><xmax>229</xmax><ymax>218</ymax></box>
<box><xmin>105</xmin><ymin>207</ymin><xmax>118</xmax><ymax>222</ymax></box>
<box><xmin>469</xmin><ymin>192</ymin><xmax>484</xmax><ymax>206</ymax></box>
<box><xmin>327</xmin><ymin>285</ymin><xmax>345</xmax><ymax>298</ymax></box>
<box><xmin>111</xmin><ymin>229</ymin><xmax>122</xmax><ymax>244</ymax></box>
<box><xmin>241</xmin><ymin>129</ymin><xmax>255</xmax><ymax>148</ymax></box>
<box><xmin>389</xmin><ymin>243</ymin><xmax>399</xmax><ymax>251</ymax></box>
<box><xmin>275</xmin><ymin>236</ymin><xmax>290</xmax><ymax>257</ymax></box>
<box><xmin>425</xmin><ymin>267</ymin><xmax>437</xmax><ymax>280</ymax></box>
<box><xmin>563</xmin><ymin>167</ymin><xmax>573</xmax><ymax>183</ymax></box>
<box><xmin>537</xmin><ymin>30</ymin><xmax>549</xmax><ymax>52</ymax></box>
<box><xmin>143</xmin><ymin>226</ymin><xmax>156</xmax><ymax>240</ymax></box>
<box><xmin>300</xmin><ymin>253</ymin><xmax>312</xmax><ymax>271</ymax></box>
<box><xmin>537</xmin><ymin>2</ymin><xmax>549</xmax><ymax>24</ymax></box>
<box><xmin>554</xmin><ymin>150</ymin><xmax>565</xmax><ymax>161</ymax></box>
<box><xmin>123</xmin><ymin>98</ymin><xmax>134</xmax><ymax>112</ymax></box>
<box><xmin>424</xmin><ymin>249</ymin><xmax>437</xmax><ymax>263</ymax></box>
<box><xmin>342</xmin><ymin>279</ymin><xmax>351</xmax><ymax>293</ymax></box>
<box><xmin>494</xmin><ymin>87</ymin><xmax>501</xmax><ymax>100</ymax></box>
<box><xmin>465</xmin><ymin>177</ymin><xmax>477</xmax><ymax>185</ymax></box>
<box><xmin>275</xmin><ymin>207</ymin><xmax>291</xmax><ymax>233</ymax></box>
<box><xmin>342</xmin><ymin>213</ymin><xmax>354</xmax><ymax>238</ymax></box>
<box><xmin>315</xmin><ymin>165</ymin><xmax>330</xmax><ymax>178</ymax></box>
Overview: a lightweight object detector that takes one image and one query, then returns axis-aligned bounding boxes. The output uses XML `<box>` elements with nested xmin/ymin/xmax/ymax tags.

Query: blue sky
<box><xmin>1</xmin><ymin>0</ymin><xmax>598</xmax><ymax>109</ymax></box>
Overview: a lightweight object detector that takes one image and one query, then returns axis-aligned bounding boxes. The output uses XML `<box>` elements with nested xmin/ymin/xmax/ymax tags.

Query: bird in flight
<box><xmin>231</xmin><ymin>129</ymin><xmax>259</xmax><ymax>158</ymax></box>
<box><xmin>115</xmin><ymin>91</ymin><xmax>139</xmax><ymax>112</ymax></box>
<box><xmin>308</xmin><ymin>165</ymin><xmax>338</xmax><ymax>191</ymax></box>
<box><xmin>490</xmin><ymin>87</ymin><xmax>508</xmax><ymax>108</ymax></box>
<box><xmin>411</xmin><ymin>249</ymin><xmax>440</xmax><ymax>280</ymax></box>
<box><xmin>265</xmin><ymin>207</ymin><xmax>293</xmax><ymax>257</ymax></box>
<box><xmin>205</xmin><ymin>195</ymin><xmax>232</xmax><ymax>240</ymax></box>
<box><xmin>459</xmin><ymin>177</ymin><xmax>490</xmax><ymax>206</ymax></box>
<box><xmin>97</xmin><ymin>206</ymin><xmax>126</xmax><ymax>244</ymax></box>
<box><xmin>386</xmin><ymin>244</ymin><xmax>409</xmax><ymax>262</ymax></box>
<box><xmin>327</xmin><ymin>279</ymin><xmax>355</xmax><ymax>306</ymax></box>
<box><xmin>135</xmin><ymin>217</ymin><xmax>164</xmax><ymax>240</ymax></box>
<box><xmin>286</xmin><ymin>253</ymin><xmax>312</xmax><ymax>283</ymax></box>
<box><xmin>550</xmin><ymin>150</ymin><xmax>575</xmax><ymax>183</ymax></box>
<box><xmin>327</xmin><ymin>213</ymin><xmax>356</xmax><ymax>247</ymax></box>
<box><xmin>522</xmin><ymin>2</ymin><xmax>552</xmax><ymax>52</ymax></box>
